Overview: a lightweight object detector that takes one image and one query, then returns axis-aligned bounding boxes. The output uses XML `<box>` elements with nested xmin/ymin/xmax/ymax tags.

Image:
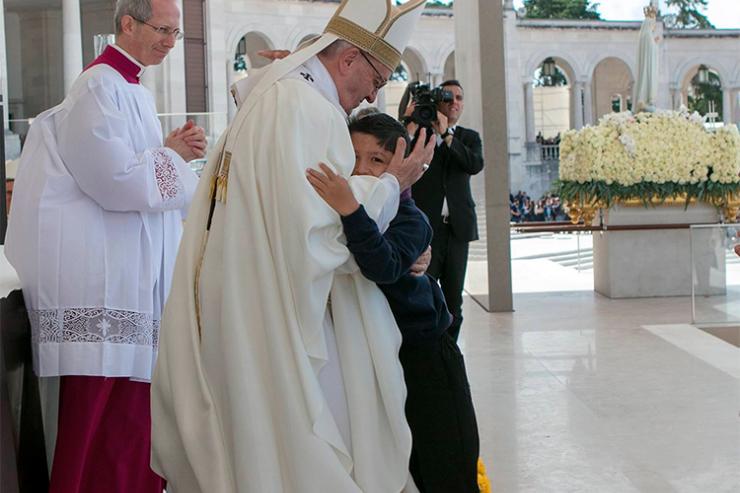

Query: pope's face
<box><xmin>128</xmin><ymin>0</ymin><xmax>181</xmax><ymax>66</ymax></box>
<box><xmin>338</xmin><ymin>51</ymin><xmax>391</xmax><ymax>113</ymax></box>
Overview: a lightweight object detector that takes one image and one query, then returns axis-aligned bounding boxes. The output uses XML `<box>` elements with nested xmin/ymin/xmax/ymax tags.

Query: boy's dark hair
<box><xmin>348</xmin><ymin>113</ymin><xmax>411</xmax><ymax>158</ymax></box>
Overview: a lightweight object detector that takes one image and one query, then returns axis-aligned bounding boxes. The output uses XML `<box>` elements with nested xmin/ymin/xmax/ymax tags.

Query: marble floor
<box><xmin>458</xmin><ymin>291</ymin><xmax>740</xmax><ymax>493</ymax></box>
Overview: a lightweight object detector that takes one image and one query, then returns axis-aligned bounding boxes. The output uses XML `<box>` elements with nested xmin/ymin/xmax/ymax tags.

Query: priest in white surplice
<box><xmin>5</xmin><ymin>1</ymin><xmax>203</xmax><ymax>491</ymax></box>
<box><xmin>151</xmin><ymin>1</ymin><xmax>434</xmax><ymax>492</ymax></box>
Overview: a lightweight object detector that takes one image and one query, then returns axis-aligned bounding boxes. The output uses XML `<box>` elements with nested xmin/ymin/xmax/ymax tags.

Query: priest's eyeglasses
<box><xmin>132</xmin><ymin>17</ymin><xmax>184</xmax><ymax>40</ymax></box>
<box><xmin>359</xmin><ymin>51</ymin><xmax>387</xmax><ymax>92</ymax></box>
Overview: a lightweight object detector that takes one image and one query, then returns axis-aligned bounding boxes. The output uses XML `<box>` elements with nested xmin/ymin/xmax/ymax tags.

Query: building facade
<box><xmin>1</xmin><ymin>0</ymin><xmax>739</xmax><ymax>198</ymax></box>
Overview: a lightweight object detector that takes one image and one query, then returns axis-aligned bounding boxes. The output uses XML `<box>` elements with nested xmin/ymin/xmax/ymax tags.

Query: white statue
<box><xmin>633</xmin><ymin>4</ymin><xmax>660</xmax><ymax>112</ymax></box>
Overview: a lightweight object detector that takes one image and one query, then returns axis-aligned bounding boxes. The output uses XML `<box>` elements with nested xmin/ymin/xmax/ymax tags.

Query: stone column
<box><xmin>669</xmin><ymin>84</ymin><xmax>680</xmax><ymax>110</ymax></box>
<box><xmin>140</xmin><ymin>66</ymin><xmax>157</xmax><ymax>93</ymax></box>
<box><xmin>523</xmin><ymin>80</ymin><xmax>535</xmax><ymax>142</ymax></box>
<box><xmin>227</xmin><ymin>60</ymin><xmax>237</xmax><ymax>123</ymax></box>
<box><xmin>376</xmin><ymin>87</ymin><xmax>387</xmax><ymax>113</ymax></box>
<box><xmin>205</xmin><ymin>0</ymin><xmax>229</xmax><ymax>136</ymax></box>
<box><xmin>583</xmin><ymin>80</ymin><xmax>594</xmax><ymax>126</ymax></box>
<box><xmin>734</xmin><ymin>87</ymin><xmax>740</xmax><ymax>125</ymax></box>
<box><xmin>0</xmin><ymin>0</ymin><xmax>8</xmax><ymax>129</ymax></box>
<box><xmin>573</xmin><ymin>82</ymin><xmax>584</xmax><ymax>129</ymax></box>
<box><xmin>722</xmin><ymin>87</ymin><xmax>732</xmax><ymax>124</ymax></box>
<box><xmin>63</xmin><ymin>0</ymin><xmax>83</xmax><ymax>94</ymax></box>
<box><xmin>454</xmin><ymin>0</ymin><xmax>512</xmax><ymax>312</ymax></box>
<box><xmin>431</xmin><ymin>71</ymin><xmax>444</xmax><ymax>88</ymax></box>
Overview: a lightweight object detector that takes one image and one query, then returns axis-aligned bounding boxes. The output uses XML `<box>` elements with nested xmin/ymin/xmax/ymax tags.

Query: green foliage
<box><xmin>390</xmin><ymin>64</ymin><xmax>409</xmax><ymax>82</ymax></box>
<box><xmin>534</xmin><ymin>66</ymin><xmax>569</xmax><ymax>87</ymax></box>
<box><xmin>611</xmin><ymin>96</ymin><xmax>622</xmax><ymax>113</ymax></box>
<box><xmin>395</xmin><ymin>0</ymin><xmax>452</xmax><ymax>6</ymax></box>
<box><xmin>425</xmin><ymin>0</ymin><xmax>452</xmax><ymax>6</ymax></box>
<box><xmin>556</xmin><ymin>179</ymin><xmax>740</xmax><ymax>209</ymax></box>
<box><xmin>664</xmin><ymin>0</ymin><xmax>714</xmax><ymax>29</ymax></box>
<box><xmin>688</xmin><ymin>71</ymin><xmax>723</xmax><ymax>119</ymax></box>
<box><xmin>523</xmin><ymin>0</ymin><xmax>602</xmax><ymax>20</ymax></box>
<box><xmin>233</xmin><ymin>54</ymin><xmax>247</xmax><ymax>73</ymax></box>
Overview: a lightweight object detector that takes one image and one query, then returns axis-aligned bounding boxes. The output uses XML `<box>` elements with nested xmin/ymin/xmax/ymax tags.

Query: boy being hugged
<box><xmin>307</xmin><ymin>113</ymin><xmax>480</xmax><ymax>493</ymax></box>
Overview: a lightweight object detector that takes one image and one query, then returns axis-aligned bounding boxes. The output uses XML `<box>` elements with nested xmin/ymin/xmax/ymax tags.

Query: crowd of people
<box><xmin>510</xmin><ymin>190</ymin><xmax>567</xmax><ymax>223</ymax></box>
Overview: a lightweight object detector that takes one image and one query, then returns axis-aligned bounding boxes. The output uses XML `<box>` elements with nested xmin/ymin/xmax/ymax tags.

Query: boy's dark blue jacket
<box><xmin>340</xmin><ymin>197</ymin><xmax>452</xmax><ymax>346</ymax></box>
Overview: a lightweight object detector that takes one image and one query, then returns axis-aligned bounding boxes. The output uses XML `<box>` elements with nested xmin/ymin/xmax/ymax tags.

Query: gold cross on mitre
<box><xmin>324</xmin><ymin>0</ymin><xmax>428</xmax><ymax>72</ymax></box>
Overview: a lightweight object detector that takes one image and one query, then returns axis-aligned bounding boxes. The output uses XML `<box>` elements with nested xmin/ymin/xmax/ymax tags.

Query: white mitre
<box><xmin>324</xmin><ymin>0</ymin><xmax>427</xmax><ymax>70</ymax></box>
<box><xmin>231</xmin><ymin>0</ymin><xmax>427</xmax><ymax>107</ymax></box>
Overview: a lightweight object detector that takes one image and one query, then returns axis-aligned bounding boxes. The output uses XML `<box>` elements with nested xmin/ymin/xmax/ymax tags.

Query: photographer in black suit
<box><xmin>403</xmin><ymin>80</ymin><xmax>484</xmax><ymax>341</ymax></box>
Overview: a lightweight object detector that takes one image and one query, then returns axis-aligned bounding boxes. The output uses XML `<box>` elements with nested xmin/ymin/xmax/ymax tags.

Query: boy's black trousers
<box><xmin>399</xmin><ymin>332</ymin><xmax>480</xmax><ymax>493</ymax></box>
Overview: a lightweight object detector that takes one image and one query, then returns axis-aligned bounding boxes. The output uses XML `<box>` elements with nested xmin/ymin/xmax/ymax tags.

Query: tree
<box><xmin>534</xmin><ymin>66</ymin><xmax>568</xmax><ymax>87</ymax></box>
<box><xmin>394</xmin><ymin>0</ymin><xmax>452</xmax><ymax>6</ymax></box>
<box><xmin>663</xmin><ymin>0</ymin><xmax>714</xmax><ymax>29</ymax></box>
<box><xmin>688</xmin><ymin>70</ymin><xmax>723</xmax><ymax>120</ymax></box>
<box><xmin>523</xmin><ymin>0</ymin><xmax>601</xmax><ymax>20</ymax></box>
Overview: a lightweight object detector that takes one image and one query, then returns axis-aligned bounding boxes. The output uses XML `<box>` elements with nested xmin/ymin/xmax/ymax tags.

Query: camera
<box><xmin>407</xmin><ymin>82</ymin><xmax>454</xmax><ymax>130</ymax></box>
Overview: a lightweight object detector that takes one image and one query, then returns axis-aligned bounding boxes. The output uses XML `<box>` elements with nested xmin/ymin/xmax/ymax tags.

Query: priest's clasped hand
<box><xmin>384</xmin><ymin>128</ymin><xmax>436</xmax><ymax>191</ymax></box>
<box><xmin>165</xmin><ymin>119</ymin><xmax>207</xmax><ymax>162</ymax></box>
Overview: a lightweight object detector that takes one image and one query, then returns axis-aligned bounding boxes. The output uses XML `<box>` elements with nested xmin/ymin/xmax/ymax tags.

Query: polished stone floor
<box><xmin>458</xmin><ymin>291</ymin><xmax>740</xmax><ymax>493</ymax></box>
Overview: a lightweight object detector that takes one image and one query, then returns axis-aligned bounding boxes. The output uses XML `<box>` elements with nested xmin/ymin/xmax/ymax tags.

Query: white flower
<box><xmin>619</xmin><ymin>133</ymin><xmax>637</xmax><ymax>157</ymax></box>
<box><xmin>559</xmin><ymin>110</ymin><xmax>740</xmax><ymax>186</ymax></box>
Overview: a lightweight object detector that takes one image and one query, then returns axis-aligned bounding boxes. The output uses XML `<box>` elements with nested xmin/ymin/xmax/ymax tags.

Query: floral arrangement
<box><xmin>557</xmin><ymin>109</ymin><xmax>740</xmax><ymax>208</ymax></box>
<box><xmin>477</xmin><ymin>458</ymin><xmax>491</xmax><ymax>493</ymax></box>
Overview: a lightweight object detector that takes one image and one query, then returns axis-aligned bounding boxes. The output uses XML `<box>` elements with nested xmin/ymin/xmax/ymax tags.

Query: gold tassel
<box><xmin>214</xmin><ymin>151</ymin><xmax>232</xmax><ymax>204</ymax></box>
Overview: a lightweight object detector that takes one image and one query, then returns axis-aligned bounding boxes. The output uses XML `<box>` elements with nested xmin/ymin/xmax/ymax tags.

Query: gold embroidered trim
<box><xmin>215</xmin><ymin>151</ymin><xmax>232</xmax><ymax>204</ymax></box>
<box><xmin>325</xmin><ymin>17</ymin><xmax>401</xmax><ymax>70</ymax></box>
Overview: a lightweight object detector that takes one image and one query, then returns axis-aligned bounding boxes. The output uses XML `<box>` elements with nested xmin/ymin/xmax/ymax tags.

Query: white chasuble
<box><xmin>152</xmin><ymin>36</ymin><xmax>415</xmax><ymax>493</ymax></box>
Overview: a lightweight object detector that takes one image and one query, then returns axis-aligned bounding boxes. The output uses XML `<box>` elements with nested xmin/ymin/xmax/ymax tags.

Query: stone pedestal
<box><xmin>593</xmin><ymin>203</ymin><xmax>725</xmax><ymax>298</ymax></box>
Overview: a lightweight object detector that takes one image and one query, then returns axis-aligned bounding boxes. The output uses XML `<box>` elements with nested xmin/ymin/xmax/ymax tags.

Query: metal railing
<box><xmin>525</xmin><ymin>142</ymin><xmax>560</xmax><ymax>164</ymax></box>
<box><xmin>540</xmin><ymin>143</ymin><xmax>560</xmax><ymax>161</ymax></box>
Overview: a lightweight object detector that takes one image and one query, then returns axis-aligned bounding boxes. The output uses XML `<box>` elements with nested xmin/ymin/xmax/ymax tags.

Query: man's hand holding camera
<box><xmin>433</xmin><ymin>111</ymin><xmax>453</xmax><ymax>147</ymax></box>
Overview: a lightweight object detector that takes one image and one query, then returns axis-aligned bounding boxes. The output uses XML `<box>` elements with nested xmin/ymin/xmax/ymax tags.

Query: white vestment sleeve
<box><xmin>376</xmin><ymin>173</ymin><xmax>400</xmax><ymax>232</ymax></box>
<box><xmin>334</xmin><ymin>173</ymin><xmax>398</xmax><ymax>275</ymax></box>
<box><xmin>347</xmin><ymin>173</ymin><xmax>398</xmax><ymax>234</ymax></box>
<box><xmin>55</xmin><ymin>76</ymin><xmax>198</xmax><ymax>213</ymax></box>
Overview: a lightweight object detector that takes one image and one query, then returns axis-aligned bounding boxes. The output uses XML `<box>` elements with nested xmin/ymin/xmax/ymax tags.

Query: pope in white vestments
<box><xmin>150</xmin><ymin>1</ymin><xmax>431</xmax><ymax>492</ymax></box>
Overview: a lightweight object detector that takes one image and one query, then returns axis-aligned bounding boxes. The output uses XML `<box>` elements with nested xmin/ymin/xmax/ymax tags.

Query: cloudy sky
<box><xmin>511</xmin><ymin>0</ymin><xmax>739</xmax><ymax>28</ymax></box>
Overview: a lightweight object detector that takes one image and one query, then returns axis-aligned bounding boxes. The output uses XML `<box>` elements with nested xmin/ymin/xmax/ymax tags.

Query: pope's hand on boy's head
<box><xmin>385</xmin><ymin>130</ymin><xmax>435</xmax><ymax>191</ymax></box>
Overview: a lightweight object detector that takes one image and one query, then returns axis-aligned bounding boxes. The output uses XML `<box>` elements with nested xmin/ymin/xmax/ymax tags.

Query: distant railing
<box><xmin>540</xmin><ymin>143</ymin><xmax>560</xmax><ymax>161</ymax></box>
<box><xmin>525</xmin><ymin>142</ymin><xmax>560</xmax><ymax>164</ymax></box>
